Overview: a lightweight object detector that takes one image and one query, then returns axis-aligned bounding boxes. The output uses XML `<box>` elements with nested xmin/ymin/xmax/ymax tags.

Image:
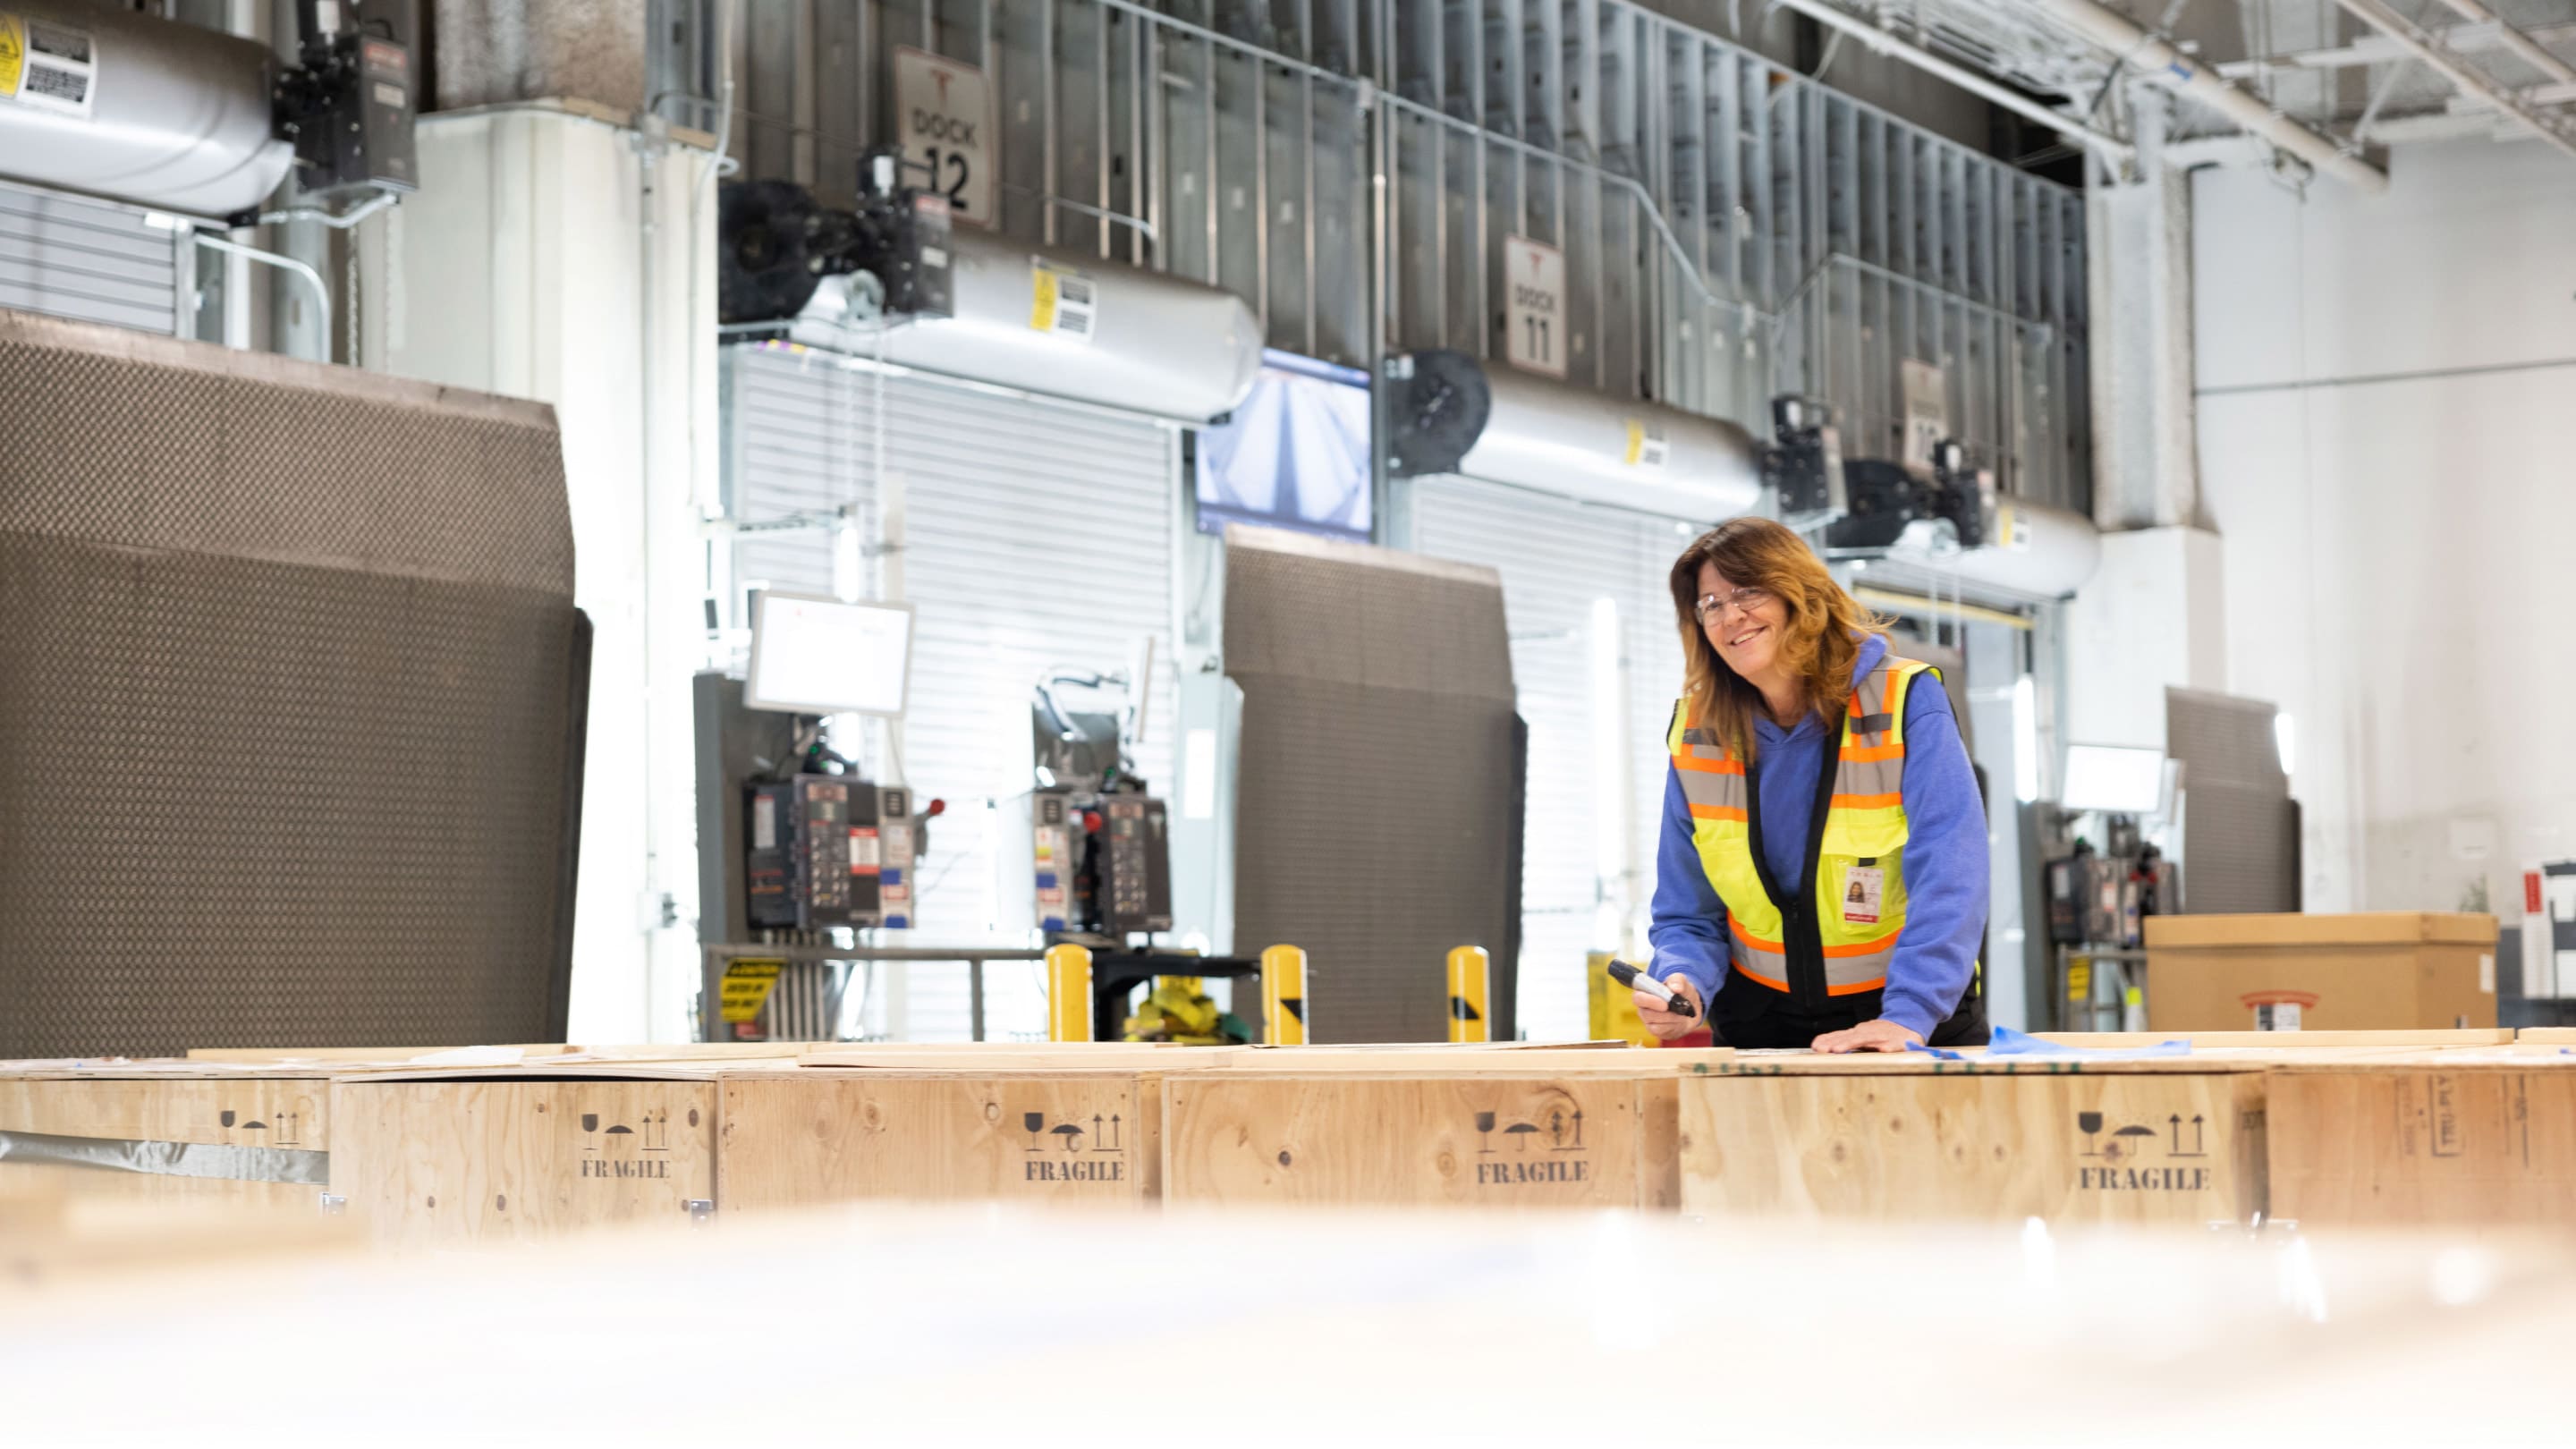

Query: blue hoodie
<box><xmin>1647</xmin><ymin>633</ymin><xmax>1987</xmax><ymax>1038</ymax></box>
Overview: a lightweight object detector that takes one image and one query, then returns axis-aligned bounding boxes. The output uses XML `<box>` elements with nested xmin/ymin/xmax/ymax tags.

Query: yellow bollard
<box><xmin>1046</xmin><ymin>942</ymin><xmax>1094</xmax><ymax>1042</ymax></box>
<box><xmin>1260</xmin><ymin>944</ymin><xmax>1308</xmax><ymax>1046</ymax></box>
<box><xmin>1587</xmin><ymin>950</ymin><xmax>1656</xmax><ymax>1047</ymax></box>
<box><xmin>1446</xmin><ymin>945</ymin><xmax>1490</xmax><ymax>1043</ymax></box>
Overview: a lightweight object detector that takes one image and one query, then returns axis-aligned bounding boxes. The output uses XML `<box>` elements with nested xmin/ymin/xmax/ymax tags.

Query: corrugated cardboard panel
<box><xmin>2148</xmin><ymin>912</ymin><xmax>2500</xmax><ymax>949</ymax></box>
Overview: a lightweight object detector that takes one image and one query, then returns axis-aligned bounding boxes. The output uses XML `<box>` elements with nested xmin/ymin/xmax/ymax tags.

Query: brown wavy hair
<box><xmin>1668</xmin><ymin>518</ymin><xmax>1888</xmax><ymax>760</ymax></box>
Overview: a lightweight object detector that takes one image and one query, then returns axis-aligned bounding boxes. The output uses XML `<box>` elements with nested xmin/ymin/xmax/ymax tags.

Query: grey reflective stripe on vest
<box><xmin>1832</xmin><ymin>665</ymin><xmax>1909</xmax><ymax>800</ymax></box>
<box><xmin>1674</xmin><ymin>764</ymin><xmax>1746</xmax><ymax>813</ymax></box>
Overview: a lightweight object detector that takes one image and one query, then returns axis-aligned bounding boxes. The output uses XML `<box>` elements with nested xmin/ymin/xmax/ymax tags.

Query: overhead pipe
<box><xmin>2330</xmin><ymin>0</ymin><xmax>2576</xmax><ymax>162</ymax></box>
<box><xmin>1763</xmin><ymin>0</ymin><xmax>2135</xmax><ymax>165</ymax></box>
<box><xmin>2021</xmin><ymin>0</ymin><xmax>2390</xmax><ymax>191</ymax></box>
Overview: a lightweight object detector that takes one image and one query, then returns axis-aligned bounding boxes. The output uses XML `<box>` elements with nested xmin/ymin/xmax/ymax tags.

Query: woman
<box><xmin>1637</xmin><ymin>517</ymin><xmax>1989</xmax><ymax>1052</ymax></box>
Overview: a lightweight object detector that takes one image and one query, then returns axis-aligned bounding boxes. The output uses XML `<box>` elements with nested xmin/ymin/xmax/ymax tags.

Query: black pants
<box><xmin>1709</xmin><ymin>976</ymin><xmax>1989</xmax><ymax>1050</ymax></box>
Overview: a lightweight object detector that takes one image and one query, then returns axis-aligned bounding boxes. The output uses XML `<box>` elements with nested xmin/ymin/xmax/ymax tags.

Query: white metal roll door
<box><xmin>721</xmin><ymin>348</ymin><xmax>1182</xmax><ymax>1041</ymax></box>
<box><xmin>1411</xmin><ymin>478</ymin><xmax>1699</xmax><ymax>1042</ymax></box>
<box><xmin>0</xmin><ymin>181</ymin><xmax>185</xmax><ymax>334</ymax></box>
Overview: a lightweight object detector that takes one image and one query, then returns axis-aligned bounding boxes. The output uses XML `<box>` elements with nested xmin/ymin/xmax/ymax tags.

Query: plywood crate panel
<box><xmin>2267</xmin><ymin>1056</ymin><xmax>2576</xmax><ymax>1226</ymax></box>
<box><xmin>1680</xmin><ymin>1057</ymin><xmax>2269</xmax><ymax>1224</ymax></box>
<box><xmin>328</xmin><ymin>1076</ymin><xmax>719</xmax><ymax>1248</ymax></box>
<box><xmin>1162</xmin><ymin>1071</ymin><xmax>1682</xmax><ymax>1208</ymax></box>
<box><xmin>0</xmin><ymin>1070</ymin><xmax>331</xmax><ymax>1216</ymax></box>
<box><xmin>719</xmin><ymin>1070</ymin><xmax>1162</xmax><ymax>1210</ymax></box>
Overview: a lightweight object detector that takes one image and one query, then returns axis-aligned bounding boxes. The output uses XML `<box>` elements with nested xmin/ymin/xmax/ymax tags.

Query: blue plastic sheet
<box><xmin>1905</xmin><ymin>1025</ymin><xmax>2191</xmax><ymax>1061</ymax></box>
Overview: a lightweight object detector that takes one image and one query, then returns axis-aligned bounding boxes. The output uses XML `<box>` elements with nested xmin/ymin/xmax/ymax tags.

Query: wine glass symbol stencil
<box><xmin>1024</xmin><ymin>1113</ymin><xmax>1046</xmax><ymax>1151</ymax></box>
<box><xmin>2077</xmin><ymin>1111</ymin><xmax>2104</xmax><ymax>1157</ymax></box>
<box><xmin>1475</xmin><ymin>1111</ymin><xmax>1496</xmax><ymax>1154</ymax></box>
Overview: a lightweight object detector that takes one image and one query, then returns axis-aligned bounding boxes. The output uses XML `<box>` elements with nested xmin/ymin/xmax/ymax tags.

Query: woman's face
<box><xmin>1696</xmin><ymin>560</ymin><xmax>1790</xmax><ymax>682</ymax></box>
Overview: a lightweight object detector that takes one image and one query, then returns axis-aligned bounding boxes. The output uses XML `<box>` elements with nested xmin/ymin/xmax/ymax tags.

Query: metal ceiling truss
<box><xmin>1783</xmin><ymin>0</ymin><xmax>2576</xmax><ymax>176</ymax></box>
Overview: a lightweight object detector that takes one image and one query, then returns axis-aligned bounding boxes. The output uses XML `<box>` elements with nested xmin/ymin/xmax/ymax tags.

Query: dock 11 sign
<box><xmin>1504</xmin><ymin>235</ymin><xmax>1568</xmax><ymax>378</ymax></box>
<box><xmin>894</xmin><ymin>47</ymin><xmax>994</xmax><ymax>225</ymax></box>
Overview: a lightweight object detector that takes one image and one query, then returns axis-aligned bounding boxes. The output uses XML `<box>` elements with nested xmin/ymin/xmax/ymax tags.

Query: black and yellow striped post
<box><xmin>1446</xmin><ymin>945</ymin><xmax>1490</xmax><ymax>1044</ymax></box>
<box><xmin>1046</xmin><ymin>942</ymin><xmax>1094</xmax><ymax>1042</ymax></box>
<box><xmin>1260</xmin><ymin>944</ymin><xmax>1308</xmax><ymax>1046</ymax></box>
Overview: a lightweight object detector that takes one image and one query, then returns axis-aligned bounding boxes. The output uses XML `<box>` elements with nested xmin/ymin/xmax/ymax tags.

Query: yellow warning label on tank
<box><xmin>716</xmin><ymin>958</ymin><xmax>786</xmax><ymax>1023</ymax></box>
<box><xmin>0</xmin><ymin>16</ymin><xmax>26</xmax><ymax>99</ymax></box>
<box><xmin>1030</xmin><ymin>266</ymin><xmax>1059</xmax><ymax>330</ymax></box>
<box><xmin>1623</xmin><ymin>419</ymin><xmax>1644</xmax><ymax>465</ymax></box>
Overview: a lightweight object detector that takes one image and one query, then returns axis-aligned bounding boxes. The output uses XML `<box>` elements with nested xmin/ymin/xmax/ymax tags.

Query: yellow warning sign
<box><xmin>1623</xmin><ymin>418</ymin><xmax>1645</xmax><ymax>466</ymax></box>
<box><xmin>2067</xmin><ymin>958</ymin><xmax>2091</xmax><ymax>1004</ymax></box>
<box><xmin>0</xmin><ymin>16</ymin><xmax>27</xmax><ymax>100</ymax></box>
<box><xmin>716</xmin><ymin>957</ymin><xmax>786</xmax><ymax>1023</ymax></box>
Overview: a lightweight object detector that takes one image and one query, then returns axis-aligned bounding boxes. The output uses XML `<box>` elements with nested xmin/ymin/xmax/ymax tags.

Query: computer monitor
<box><xmin>744</xmin><ymin>590</ymin><xmax>914</xmax><ymax>718</ymax></box>
<box><xmin>2059</xmin><ymin>742</ymin><xmax>2170</xmax><ymax>817</ymax></box>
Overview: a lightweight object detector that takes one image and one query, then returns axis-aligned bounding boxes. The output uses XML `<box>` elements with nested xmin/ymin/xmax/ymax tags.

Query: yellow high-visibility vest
<box><xmin>1664</xmin><ymin>657</ymin><xmax>1937</xmax><ymax>998</ymax></box>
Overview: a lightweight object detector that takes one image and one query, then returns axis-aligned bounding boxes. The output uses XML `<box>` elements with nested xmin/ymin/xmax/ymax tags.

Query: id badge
<box><xmin>1842</xmin><ymin>864</ymin><xmax>1885</xmax><ymax>926</ymax></box>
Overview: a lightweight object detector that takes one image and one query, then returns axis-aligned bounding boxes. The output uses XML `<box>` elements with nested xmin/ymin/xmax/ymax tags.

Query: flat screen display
<box><xmin>1193</xmin><ymin>350</ymin><xmax>1372</xmax><ymax>541</ymax></box>
<box><xmin>2060</xmin><ymin>742</ymin><xmax>2168</xmax><ymax>816</ymax></box>
<box><xmin>745</xmin><ymin>590</ymin><xmax>914</xmax><ymax>718</ymax></box>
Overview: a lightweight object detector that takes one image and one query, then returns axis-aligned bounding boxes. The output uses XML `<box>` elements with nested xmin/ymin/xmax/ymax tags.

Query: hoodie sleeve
<box><xmin>1648</xmin><ymin>760</ymin><xmax>1730</xmax><ymax>1011</ymax></box>
<box><xmin>1877</xmin><ymin>674</ymin><xmax>1989</xmax><ymax>1039</ymax></box>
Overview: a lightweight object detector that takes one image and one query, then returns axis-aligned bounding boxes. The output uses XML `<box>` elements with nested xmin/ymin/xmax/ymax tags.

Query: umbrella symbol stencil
<box><xmin>2104</xmin><ymin>1124</ymin><xmax>2157</xmax><ymax>1164</ymax></box>
<box><xmin>1504</xmin><ymin>1123</ymin><xmax>1541</xmax><ymax>1152</ymax></box>
<box><xmin>1050</xmin><ymin>1123</ymin><xmax>1085</xmax><ymax>1152</ymax></box>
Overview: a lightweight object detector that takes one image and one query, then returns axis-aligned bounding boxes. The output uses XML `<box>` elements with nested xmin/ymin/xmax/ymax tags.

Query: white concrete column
<box><xmin>2087</xmin><ymin>85</ymin><xmax>2202</xmax><ymax>533</ymax></box>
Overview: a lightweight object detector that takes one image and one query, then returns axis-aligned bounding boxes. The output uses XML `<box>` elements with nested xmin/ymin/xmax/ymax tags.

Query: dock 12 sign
<box><xmin>1504</xmin><ymin>235</ymin><xmax>1568</xmax><ymax>378</ymax></box>
<box><xmin>894</xmin><ymin>47</ymin><xmax>994</xmax><ymax>226</ymax></box>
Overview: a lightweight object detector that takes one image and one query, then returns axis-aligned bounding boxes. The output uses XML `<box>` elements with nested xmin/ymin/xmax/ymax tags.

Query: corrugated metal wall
<box><xmin>1411</xmin><ymin>477</ymin><xmax>1691</xmax><ymax>1039</ymax></box>
<box><xmin>0</xmin><ymin>181</ymin><xmax>186</xmax><ymax>335</ymax></box>
<box><xmin>718</xmin><ymin>345</ymin><xmax>1181</xmax><ymax>1039</ymax></box>
<box><xmin>687</xmin><ymin>0</ymin><xmax>2090</xmax><ymax>504</ymax></box>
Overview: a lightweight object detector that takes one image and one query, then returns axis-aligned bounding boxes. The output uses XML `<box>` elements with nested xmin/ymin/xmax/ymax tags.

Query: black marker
<box><xmin>1606</xmin><ymin>959</ymin><xmax>1698</xmax><ymax>1020</ymax></box>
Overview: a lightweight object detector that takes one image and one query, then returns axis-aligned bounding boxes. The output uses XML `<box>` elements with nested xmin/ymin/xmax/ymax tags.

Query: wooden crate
<box><xmin>0</xmin><ymin>1066</ymin><xmax>331</xmax><ymax>1216</ymax></box>
<box><xmin>1161</xmin><ymin>1057</ymin><xmax>1708</xmax><ymax>1208</ymax></box>
<box><xmin>183</xmin><ymin>1046</ymin><xmax>578</xmax><ymax>1063</ymax></box>
<box><xmin>1679</xmin><ymin>1055</ymin><xmax>2271</xmax><ymax>1224</ymax></box>
<box><xmin>719</xmin><ymin>1068</ymin><xmax>1165</xmax><ymax>1210</ymax></box>
<box><xmin>2267</xmin><ymin>1054</ymin><xmax>2576</xmax><ymax>1227</ymax></box>
<box><xmin>328</xmin><ymin>1068</ymin><xmax>733</xmax><ymax>1247</ymax></box>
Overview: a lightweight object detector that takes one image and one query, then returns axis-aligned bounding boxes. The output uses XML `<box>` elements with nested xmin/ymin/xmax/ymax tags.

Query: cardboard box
<box><xmin>2144</xmin><ymin>912</ymin><xmax>2498</xmax><ymax>1031</ymax></box>
<box><xmin>1678</xmin><ymin>1055</ymin><xmax>2271</xmax><ymax>1224</ymax></box>
<box><xmin>2266</xmin><ymin>1051</ymin><xmax>2576</xmax><ymax>1227</ymax></box>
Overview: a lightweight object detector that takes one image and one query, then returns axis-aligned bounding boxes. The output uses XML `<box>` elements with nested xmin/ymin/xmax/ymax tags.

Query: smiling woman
<box><xmin>1639</xmin><ymin>518</ymin><xmax>1991</xmax><ymax>1055</ymax></box>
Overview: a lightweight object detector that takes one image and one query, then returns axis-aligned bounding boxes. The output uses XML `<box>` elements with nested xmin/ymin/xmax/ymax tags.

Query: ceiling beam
<box><xmin>2217</xmin><ymin>18</ymin><xmax>2576</xmax><ymax>76</ymax></box>
<box><xmin>2024</xmin><ymin>0</ymin><xmax>2388</xmax><ymax>190</ymax></box>
<box><xmin>2328</xmin><ymin>0</ymin><xmax>2576</xmax><ymax>161</ymax></box>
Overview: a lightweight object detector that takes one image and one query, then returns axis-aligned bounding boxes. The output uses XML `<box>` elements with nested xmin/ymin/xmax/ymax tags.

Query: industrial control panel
<box><xmin>1030</xmin><ymin>789</ymin><xmax>1172</xmax><ymax>940</ymax></box>
<box><xmin>748</xmin><ymin>775</ymin><xmax>915</xmax><ymax>931</ymax></box>
<box><xmin>1096</xmin><ymin>797</ymin><xmax>1173</xmax><ymax>936</ymax></box>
